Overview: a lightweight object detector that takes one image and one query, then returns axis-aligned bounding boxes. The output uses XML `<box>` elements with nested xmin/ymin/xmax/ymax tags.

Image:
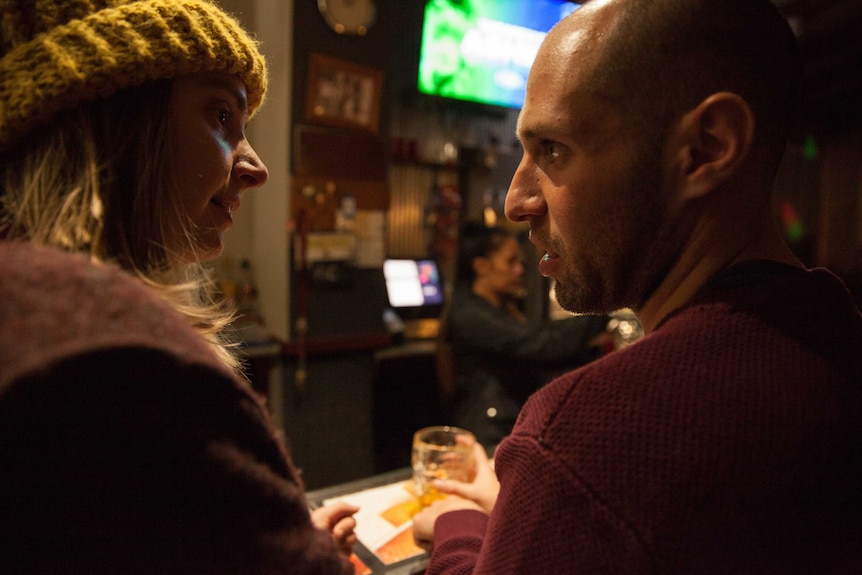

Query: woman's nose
<box><xmin>234</xmin><ymin>140</ymin><xmax>269</xmax><ymax>189</ymax></box>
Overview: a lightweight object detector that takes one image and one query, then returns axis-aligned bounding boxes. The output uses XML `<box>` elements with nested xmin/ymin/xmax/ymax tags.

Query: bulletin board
<box><xmin>291</xmin><ymin>123</ymin><xmax>390</xmax><ymax>235</ymax></box>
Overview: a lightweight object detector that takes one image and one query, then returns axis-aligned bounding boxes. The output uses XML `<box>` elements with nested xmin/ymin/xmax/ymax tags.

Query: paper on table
<box><xmin>349</xmin><ymin>553</ymin><xmax>372</xmax><ymax>575</ymax></box>
<box><xmin>324</xmin><ymin>479</ymin><xmax>426</xmax><ymax>566</ymax></box>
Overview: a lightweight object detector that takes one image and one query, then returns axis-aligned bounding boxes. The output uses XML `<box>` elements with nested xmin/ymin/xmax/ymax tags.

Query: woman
<box><xmin>441</xmin><ymin>222</ymin><xmax>608</xmax><ymax>449</ymax></box>
<box><xmin>0</xmin><ymin>7</ymin><xmax>267</xmax><ymax>370</ymax></box>
<box><xmin>0</xmin><ymin>2</ymin><xmax>354</xmax><ymax>573</ymax></box>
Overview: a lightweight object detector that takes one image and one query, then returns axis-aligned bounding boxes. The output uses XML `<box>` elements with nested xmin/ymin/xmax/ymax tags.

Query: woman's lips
<box><xmin>212</xmin><ymin>198</ymin><xmax>235</xmax><ymax>224</ymax></box>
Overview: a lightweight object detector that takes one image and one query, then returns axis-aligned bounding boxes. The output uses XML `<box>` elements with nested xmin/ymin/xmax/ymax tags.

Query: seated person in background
<box><xmin>0</xmin><ymin>1</ymin><xmax>353</xmax><ymax>573</ymax></box>
<box><xmin>414</xmin><ymin>0</ymin><xmax>862</xmax><ymax>573</ymax></box>
<box><xmin>439</xmin><ymin>222</ymin><xmax>608</xmax><ymax>449</ymax></box>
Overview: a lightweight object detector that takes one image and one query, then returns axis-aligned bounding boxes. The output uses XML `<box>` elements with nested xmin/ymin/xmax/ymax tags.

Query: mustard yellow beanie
<box><xmin>0</xmin><ymin>0</ymin><xmax>268</xmax><ymax>149</ymax></box>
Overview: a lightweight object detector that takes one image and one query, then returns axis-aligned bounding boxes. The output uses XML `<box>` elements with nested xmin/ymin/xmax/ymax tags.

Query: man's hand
<box><xmin>412</xmin><ymin>442</ymin><xmax>500</xmax><ymax>551</ymax></box>
<box><xmin>434</xmin><ymin>441</ymin><xmax>500</xmax><ymax>513</ymax></box>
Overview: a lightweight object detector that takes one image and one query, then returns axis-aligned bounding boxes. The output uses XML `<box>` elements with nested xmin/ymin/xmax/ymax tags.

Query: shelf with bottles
<box><xmin>389</xmin><ymin>135</ymin><xmax>462</xmax><ymax>172</ymax></box>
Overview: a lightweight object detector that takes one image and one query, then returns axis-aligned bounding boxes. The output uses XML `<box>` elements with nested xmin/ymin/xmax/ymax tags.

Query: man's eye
<box><xmin>217</xmin><ymin>109</ymin><xmax>231</xmax><ymax>124</ymax></box>
<box><xmin>541</xmin><ymin>140</ymin><xmax>561</xmax><ymax>161</ymax></box>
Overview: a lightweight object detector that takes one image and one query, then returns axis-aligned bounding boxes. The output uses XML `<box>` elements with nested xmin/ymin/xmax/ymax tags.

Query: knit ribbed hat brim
<box><xmin>0</xmin><ymin>0</ymin><xmax>268</xmax><ymax>149</ymax></box>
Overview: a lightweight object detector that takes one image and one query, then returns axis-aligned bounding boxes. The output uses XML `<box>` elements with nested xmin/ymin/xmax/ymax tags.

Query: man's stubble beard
<box><xmin>552</xmin><ymin>153</ymin><xmax>672</xmax><ymax>316</ymax></box>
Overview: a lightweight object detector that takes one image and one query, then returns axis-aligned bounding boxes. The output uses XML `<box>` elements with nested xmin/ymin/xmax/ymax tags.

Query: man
<box><xmin>412</xmin><ymin>0</ymin><xmax>862</xmax><ymax>573</ymax></box>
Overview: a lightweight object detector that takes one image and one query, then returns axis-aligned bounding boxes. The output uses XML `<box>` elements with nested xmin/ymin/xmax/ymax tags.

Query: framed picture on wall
<box><xmin>305</xmin><ymin>53</ymin><xmax>383</xmax><ymax>133</ymax></box>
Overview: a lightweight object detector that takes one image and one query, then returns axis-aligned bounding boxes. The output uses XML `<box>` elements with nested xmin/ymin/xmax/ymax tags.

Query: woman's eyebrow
<box><xmin>199</xmin><ymin>77</ymin><xmax>248</xmax><ymax>114</ymax></box>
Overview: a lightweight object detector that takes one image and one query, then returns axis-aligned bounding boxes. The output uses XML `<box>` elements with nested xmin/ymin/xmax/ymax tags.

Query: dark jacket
<box><xmin>444</xmin><ymin>287</ymin><xmax>607</xmax><ymax>448</ymax></box>
<box><xmin>0</xmin><ymin>242</ymin><xmax>351</xmax><ymax>575</ymax></box>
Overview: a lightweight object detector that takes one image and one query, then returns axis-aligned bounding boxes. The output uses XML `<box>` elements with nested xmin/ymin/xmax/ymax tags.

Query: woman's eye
<box><xmin>218</xmin><ymin>110</ymin><xmax>230</xmax><ymax>124</ymax></box>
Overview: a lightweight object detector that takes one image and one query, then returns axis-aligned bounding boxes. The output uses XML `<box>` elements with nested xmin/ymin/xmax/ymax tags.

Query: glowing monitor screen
<box><xmin>417</xmin><ymin>0</ymin><xmax>581</xmax><ymax>109</ymax></box>
<box><xmin>383</xmin><ymin>259</ymin><xmax>444</xmax><ymax>311</ymax></box>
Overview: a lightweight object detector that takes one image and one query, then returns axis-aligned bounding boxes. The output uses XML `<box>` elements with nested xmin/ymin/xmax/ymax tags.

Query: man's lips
<box><xmin>527</xmin><ymin>232</ymin><xmax>560</xmax><ymax>265</ymax></box>
<box><xmin>535</xmin><ymin>245</ymin><xmax>561</xmax><ymax>278</ymax></box>
<box><xmin>531</xmin><ymin>241</ymin><xmax>558</xmax><ymax>261</ymax></box>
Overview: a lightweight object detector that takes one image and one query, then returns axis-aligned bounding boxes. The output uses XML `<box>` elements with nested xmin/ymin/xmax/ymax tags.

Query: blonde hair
<box><xmin>1</xmin><ymin>80</ymin><xmax>241</xmax><ymax>371</ymax></box>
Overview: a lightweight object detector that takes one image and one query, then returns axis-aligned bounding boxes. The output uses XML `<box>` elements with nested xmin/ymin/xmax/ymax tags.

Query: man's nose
<box><xmin>505</xmin><ymin>157</ymin><xmax>544</xmax><ymax>223</ymax></box>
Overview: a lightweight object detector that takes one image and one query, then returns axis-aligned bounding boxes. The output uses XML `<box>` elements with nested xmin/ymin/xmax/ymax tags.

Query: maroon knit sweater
<box><xmin>427</xmin><ymin>261</ymin><xmax>862</xmax><ymax>574</ymax></box>
<box><xmin>0</xmin><ymin>242</ymin><xmax>352</xmax><ymax>575</ymax></box>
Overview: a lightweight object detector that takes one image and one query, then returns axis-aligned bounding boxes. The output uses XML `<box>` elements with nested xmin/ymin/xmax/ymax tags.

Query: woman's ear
<box><xmin>472</xmin><ymin>255</ymin><xmax>491</xmax><ymax>278</ymax></box>
<box><xmin>672</xmin><ymin>92</ymin><xmax>756</xmax><ymax>200</ymax></box>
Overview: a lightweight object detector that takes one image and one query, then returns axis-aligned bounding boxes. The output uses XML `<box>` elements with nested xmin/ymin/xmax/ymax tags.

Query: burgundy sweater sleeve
<box><xmin>426</xmin><ymin>510</ymin><xmax>489</xmax><ymax>575</ymax></box>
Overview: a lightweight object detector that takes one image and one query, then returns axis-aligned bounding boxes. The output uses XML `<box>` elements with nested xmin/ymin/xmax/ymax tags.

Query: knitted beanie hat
<box><xmin>0</xmin><ymin>0</ymin><xmax>268</xmax><ymax>150</ymax></box>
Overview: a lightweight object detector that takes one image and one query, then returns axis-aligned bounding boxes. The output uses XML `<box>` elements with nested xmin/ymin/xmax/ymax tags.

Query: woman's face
<box><xmin>166</xmin><ymin>71</ymin><xmax>269</xmax><ymax>263</ymax></box>
<box><xmin>477</xmin><ymin>236</ymin><xmax>525</xmax><ymax>300</ymax></box>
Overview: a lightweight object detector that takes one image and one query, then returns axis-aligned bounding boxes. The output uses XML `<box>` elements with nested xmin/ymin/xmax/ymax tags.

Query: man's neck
<box><xmin>636</xmin><ymin>214</ymin><xmax>802</xmax><ymax>334</ymax></box>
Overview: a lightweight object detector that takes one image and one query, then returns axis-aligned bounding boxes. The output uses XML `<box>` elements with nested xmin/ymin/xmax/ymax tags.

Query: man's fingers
<box><xmin>432</xmin><ymin>478</ymin><xmax>470</xmax><ymax>498</ymax></box>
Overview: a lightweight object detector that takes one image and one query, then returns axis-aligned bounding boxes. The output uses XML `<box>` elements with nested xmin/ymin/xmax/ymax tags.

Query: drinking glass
<box><xmin>411</xmin><ymin>426</ymin><xmax>476</xmax><ymax>507</ymax></box>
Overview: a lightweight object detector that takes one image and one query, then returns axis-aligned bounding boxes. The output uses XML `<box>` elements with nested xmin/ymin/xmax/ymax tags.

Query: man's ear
<box><xmin>672</xmin><ymin>92</ymin><xmax>756</xmax><ymax>199</ymax></box>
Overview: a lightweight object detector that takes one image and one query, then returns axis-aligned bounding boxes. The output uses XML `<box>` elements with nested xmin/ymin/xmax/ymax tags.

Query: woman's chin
<box><xmin>168</xmin><ymin>236</ymin><xmax>224</xmax><ymax>265</ymax></box>
<box><xmin>198</xmin><ymin>242</ymin><xmax>224</xmax><ymax>263</ymax></box>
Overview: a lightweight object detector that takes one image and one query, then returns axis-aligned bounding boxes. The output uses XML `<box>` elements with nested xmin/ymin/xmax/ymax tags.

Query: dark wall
<box><xmin>285</xmin><ymin>4</ymin><xmax>435</xmax><ymax>490</ymax></box>
<box><xmin>292</xmin><ymin>0</ymin><xmax>427</xmax><ymax>142</ymax></box>
<box><xmin>292</xmin><ymin>1</ymin><xmax>506</xmax><ymax>149</ymax></box>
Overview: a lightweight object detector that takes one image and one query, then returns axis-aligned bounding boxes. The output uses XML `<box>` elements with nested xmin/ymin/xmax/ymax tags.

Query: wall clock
<box><xmin>317</xmin><ymin>0</ymin><xmax>376</xmax><ymax>36</ymax></box>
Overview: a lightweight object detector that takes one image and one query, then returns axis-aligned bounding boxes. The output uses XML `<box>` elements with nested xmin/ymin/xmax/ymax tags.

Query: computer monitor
<box><xmin>382</xmin><ymin>259</ymin><xmax>445</xmax><ymax>322</ymax></box>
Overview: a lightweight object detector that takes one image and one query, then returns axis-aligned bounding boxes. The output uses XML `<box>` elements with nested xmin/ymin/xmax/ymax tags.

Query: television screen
<box><xmin>417</xmin><ymin>0</ymin><xmax>581</xmax><ymax>109</ymax></box>
<box><xmin>383</xmin><ymin>259</ymin><xmax>444</xmax><ymax>312</ymax></box>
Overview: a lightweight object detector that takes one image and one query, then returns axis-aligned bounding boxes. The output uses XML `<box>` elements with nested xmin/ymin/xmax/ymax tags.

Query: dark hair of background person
<box><xmin>454</xmin><ymin>221</ymin><xmax>520</xmax><ymax>289</ymax></box>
